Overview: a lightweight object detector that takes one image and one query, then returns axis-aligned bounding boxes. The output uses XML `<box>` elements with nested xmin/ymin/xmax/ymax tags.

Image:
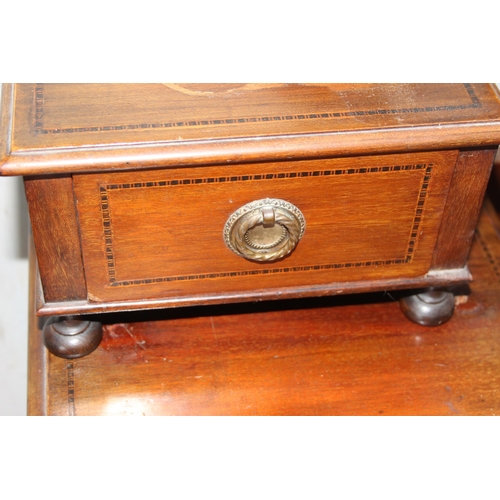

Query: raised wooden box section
<box><xmin>2</xmin><ymin>83</ymin><xmax>500</xmax><ymax>358</ymax></box>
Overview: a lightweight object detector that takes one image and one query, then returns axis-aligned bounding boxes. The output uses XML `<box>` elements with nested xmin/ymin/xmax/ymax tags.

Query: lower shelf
<box><xmin>28</xmin><ymin>200</ymin><xmax>500</xmax><ymax>416</ymax></box>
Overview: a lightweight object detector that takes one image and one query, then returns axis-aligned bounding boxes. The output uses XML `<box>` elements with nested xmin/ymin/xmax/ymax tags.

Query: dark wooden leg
<box><xmin>42</xmin><ymin>316</ymin><xmax>102</xmax><ymax>359</ymax></box>
<box><xmin>399</xmin><ymin>289</ymin><xmax>455</xmax><ymax>326</ymax></box>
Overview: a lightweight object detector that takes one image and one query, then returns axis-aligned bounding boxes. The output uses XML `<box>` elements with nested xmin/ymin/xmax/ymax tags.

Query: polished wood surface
<box><xmin>73</xmin><ymin>151</ymin><xmax>457</xmax><ymax>305</ymax></box>
<box><xmin>28</xmin><ymin>199</ymin><xmax>500</xmax><ymax>415</ymax></box>
<box><xmin>2</xmin><ymin>84</ymin><xmax>500</xmax><ymax>176</ymax></box>
<box><xmin>27</xmin><ymin>236</ymin><xmax>48</xmax><ymax>417</ymax></box>
<box><xmin>431</xmin><ymin>149</ymin><xmax>496</xmax><ymax>269</ymax></box>
<box><xmin>24</xmin><ymin>175</ymin><xmax>87</xmax><ymax>302</ymax></box>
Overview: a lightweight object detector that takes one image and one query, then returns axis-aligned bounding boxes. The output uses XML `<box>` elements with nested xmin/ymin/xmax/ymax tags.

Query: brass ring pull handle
<box><xmin>224</xmin><ymin>198</ymin><xmax>306</xmax><ymax>262</ymax></box>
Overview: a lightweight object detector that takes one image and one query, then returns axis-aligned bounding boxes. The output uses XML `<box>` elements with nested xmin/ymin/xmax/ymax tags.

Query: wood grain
<box><xmin>27</xmin><ymin>232</ymin><xmax>48</xmax><ymax>416</ymax></box>
<box><xmin>73</xmin><ymin>151</ymin><xmax>457</xmax><ymax>305</ymax></box>
<box><xmin>34</xmin><ymin>267</ymin><xmax>472</xmax><ymax>317</ymax></box>
<box><xmin>2</xmin><ymin>84</ymin><xmax>500</xmax><ymax>176</ymax></box>
<box><xmin>432</xmin><ymin>149</ymin><xmax>497</xmax><ymax>269</ymax></box>
<box><xmin>24</xmin><ymin>176</ymin><xmax>87</xmax><ymax>302</ymax></box>
<box><xmin>29</xmin><ymin>199</ymin><xmax>500</xmax><ymax>415</ymax></box>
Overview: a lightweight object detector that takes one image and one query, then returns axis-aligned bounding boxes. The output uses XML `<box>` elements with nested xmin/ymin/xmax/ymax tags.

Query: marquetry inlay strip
<box><xmin>476</xmin><ymin>229</ymin><xmax>500</xmax><ymax>282</ymax></box>
<box><xmin>33</xmin><ymin>84</ymin><xmax>481</xmax><ymax>134</ymax></box>
<box><xmin>67</xmin><ymin>361</ymin><xmax>76</xmax><ymax>416</ymax></box>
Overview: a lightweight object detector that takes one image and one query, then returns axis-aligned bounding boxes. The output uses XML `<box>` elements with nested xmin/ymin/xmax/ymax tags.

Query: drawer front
<box><xmin>74</xmin><ymin>151</ymin><xmax>458</xmax><ymax>303</ymax></box>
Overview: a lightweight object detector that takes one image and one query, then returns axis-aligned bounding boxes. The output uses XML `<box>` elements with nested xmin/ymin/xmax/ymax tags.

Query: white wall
<box><xmin>0</xmin><ymin>172</ymin><xmax>29</xmax><ymax>415</ymax></box>
<box><xmin>0</xmin><ymin>83</ymin><xmax>29</xmax><ymax>415</ymax></box>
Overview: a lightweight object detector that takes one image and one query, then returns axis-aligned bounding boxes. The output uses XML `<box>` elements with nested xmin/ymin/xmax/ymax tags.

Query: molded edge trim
<box><xmin>2</xmin><ymin>121</ymin><xmax>500</xmax><ymax>176</ymax></box>
<box><xmin>36</xmin><ymin>266</ymin><xmax>472</xmax><ymax>317</ymax></box>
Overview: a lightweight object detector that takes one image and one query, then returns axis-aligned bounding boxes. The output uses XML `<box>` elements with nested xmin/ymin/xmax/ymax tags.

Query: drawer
<box><xmin>73</xmin><ymin>150</ymin><xmax>458</xmax><ymax>303</ymax></box>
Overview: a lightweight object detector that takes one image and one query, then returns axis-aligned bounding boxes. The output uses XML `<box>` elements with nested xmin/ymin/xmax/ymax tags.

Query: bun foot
<box><xmin>43</xmin><ymin>317</ymin><xmax>103</xmax><ymax>359</ymax></box>
<box><xmin>399</xmin><ymin>290</ymin><xmax>455</xmax><ymax>326</ymax></box>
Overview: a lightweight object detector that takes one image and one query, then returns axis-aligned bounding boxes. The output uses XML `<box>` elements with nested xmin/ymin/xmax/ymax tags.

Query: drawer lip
<box><xmin>35</xmin><ymin>267</ymin><xmax>473</xmax><ymax>317</ymax></box>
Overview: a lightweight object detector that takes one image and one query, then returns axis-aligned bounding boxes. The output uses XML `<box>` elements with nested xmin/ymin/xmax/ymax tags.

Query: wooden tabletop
<box><xmin>27</xmin><ymin>196</ymin><xmax>500</xmax><ymax>415</ymax></box>
<box><xmin>3</xmin><ymin>84</ymin><xmax>500</xmax><ymax>175</ymax></box>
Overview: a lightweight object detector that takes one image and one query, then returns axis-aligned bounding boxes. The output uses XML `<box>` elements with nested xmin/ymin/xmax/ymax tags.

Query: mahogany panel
<box><xmin>431</xmin><ymin>149</ymin><xmax>496</xmax><ymax>269</ymax></box>
<box><xmin>24</xmin><ymin>176</ymin><xmax>87</xmax><ymax>302</ymax></box>
<box><xmin>27</xmin><ymin>233</ymin><xmax>48</xmax><ymax>416</ymax></box>
<box><xmin>73</xmin><ymin>151</ymin><xmax>457</xmax><ymax>304</ymax></box>
<box><xmin>11</xmin><ymin>84</ymin><xmax>500</xmax><ymax>150</ymax></box>
<box><xmin>30</xmin><ymin>200</ymin><xmax>500</xmax><ymax>415</ymax></box>
<box><xmin>2</xmin><ymin>84</ymin><xmax>500</xmax><ymax>176</ymax></box>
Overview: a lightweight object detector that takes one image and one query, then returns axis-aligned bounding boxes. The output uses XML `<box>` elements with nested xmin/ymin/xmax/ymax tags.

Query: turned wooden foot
<box><xmin>399</xmin><ymin>289</ymin><xmax>455</xmax><ymax>326</ymax></box>
<box><xmin>43</xmin><ymin>316</ymin><xmax>103</xmax><ymax>359</ymax></box>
